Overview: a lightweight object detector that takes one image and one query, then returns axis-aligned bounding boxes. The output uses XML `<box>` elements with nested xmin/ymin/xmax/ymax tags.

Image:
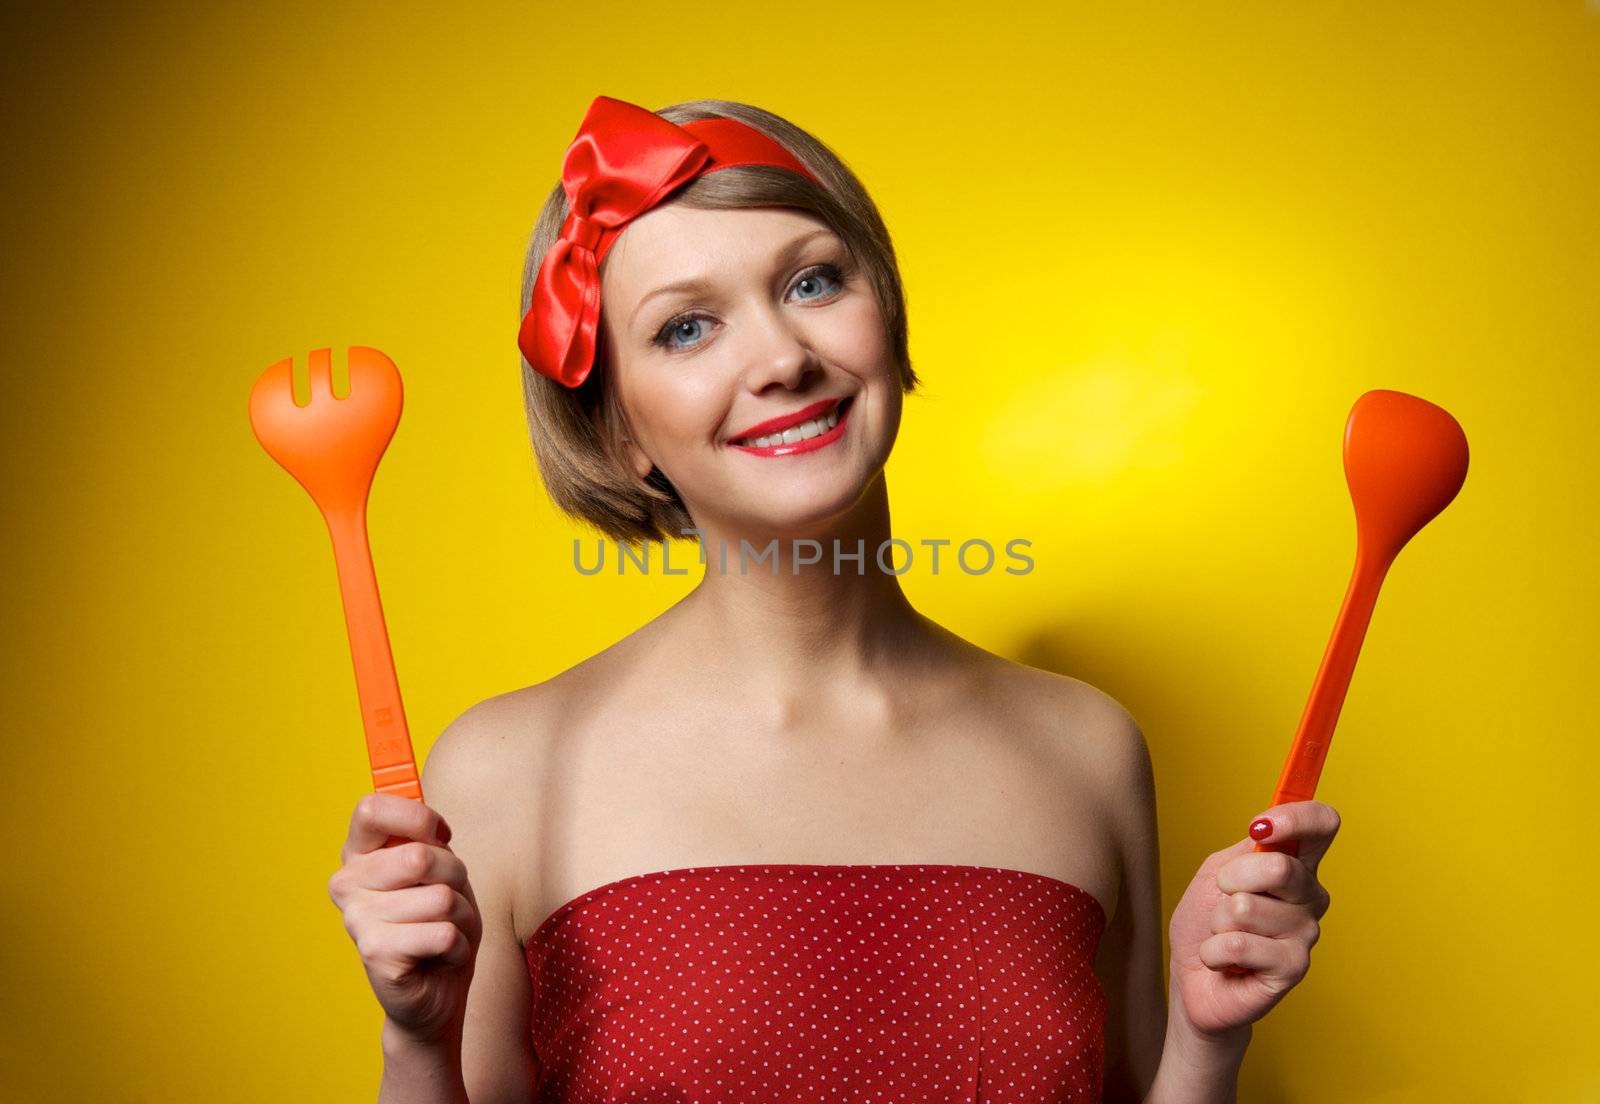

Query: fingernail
<box><xmin>439</xmin><ymin>819</ymin><xmax>452</xmax><ymax>844</ymax></box>
<box><xmin>1249</xmin><ymin>817</ymin><xmax>1274</xmax><ymax>841</ymax></box>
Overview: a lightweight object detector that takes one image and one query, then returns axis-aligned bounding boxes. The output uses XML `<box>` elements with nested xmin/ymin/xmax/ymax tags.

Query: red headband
<box><xmin>518</xmin><ymin>95</ymin><xmax>821</xmax><ymax>389</ymax></box>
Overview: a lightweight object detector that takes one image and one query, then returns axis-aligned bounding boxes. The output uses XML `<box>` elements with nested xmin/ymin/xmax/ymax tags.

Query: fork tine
<box><xmin>308</xmin><ymin>347</ymin><xmax>333</xmax><ymax>403</ymax></box>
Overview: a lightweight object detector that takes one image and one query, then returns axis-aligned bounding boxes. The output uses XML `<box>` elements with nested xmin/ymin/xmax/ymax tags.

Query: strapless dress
<box><xmin>523</xmin><ymin>863</ymin><xmax>1108</xmax><ymax>1102</ymax></box>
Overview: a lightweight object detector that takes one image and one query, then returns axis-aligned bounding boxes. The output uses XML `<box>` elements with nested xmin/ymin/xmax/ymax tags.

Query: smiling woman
<box><xmin>327</xmin><ymin>92</ymin><xmax>1338</xmax><ymax>1104</ymax></box>
<box><xmin>517</xmin><ymin>97</ymin><xmax>918</xmax><ymax>547</ymax></box>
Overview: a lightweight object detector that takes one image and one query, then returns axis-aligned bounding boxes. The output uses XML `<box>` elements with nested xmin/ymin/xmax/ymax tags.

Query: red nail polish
<box><xmin>1249</xmin><ymin>817</ymin><xmax>1274</xmax><ymax>841</ymax></box>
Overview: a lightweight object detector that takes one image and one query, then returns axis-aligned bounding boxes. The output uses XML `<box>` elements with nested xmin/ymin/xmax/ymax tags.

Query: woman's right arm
<box><xmin>331</xmin><ymin>709</ymin><xmax>541</xmax><ymax>1104</ymax></box>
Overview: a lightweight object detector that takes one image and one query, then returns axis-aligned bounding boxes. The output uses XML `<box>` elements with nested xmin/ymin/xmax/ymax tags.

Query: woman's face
<box><xmin>597</xmin><ymin>204</ymin><xmax>901</xmax><ymax>536</ymax></box>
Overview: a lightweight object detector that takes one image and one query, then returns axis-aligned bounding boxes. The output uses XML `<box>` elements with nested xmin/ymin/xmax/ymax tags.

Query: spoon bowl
<box><xmin>1346</xmin><ymin>389</ymin><xmax>1471</xmax><ymax>570</ymax></box>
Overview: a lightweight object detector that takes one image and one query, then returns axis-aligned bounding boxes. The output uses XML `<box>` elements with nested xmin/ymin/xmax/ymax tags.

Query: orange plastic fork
<box><xmin>248</xmin><ymin>347</ymin><xmax>423</xmax><ymax>804</ymax></box>
<box><xmin>1255</xmin><ymin>389</ymin><xmax>1468</xmax><ymax>858</ymax></box>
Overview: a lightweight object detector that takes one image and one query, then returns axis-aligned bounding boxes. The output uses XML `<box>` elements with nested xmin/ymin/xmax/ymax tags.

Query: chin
<box><xmin>742</xmin><ymin>481</ymin><xmax>875</xmax><ymax>536</ymax></box>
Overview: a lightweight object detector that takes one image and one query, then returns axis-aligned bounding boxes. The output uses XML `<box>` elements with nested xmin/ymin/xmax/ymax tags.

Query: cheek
<box><xmin>637</xmin><ymin>381</ymin><xmax>725</xmax><ymax>454</ymax></box>
<box><xmin>819</xmin><ymin>296</ymin><xmax>890</xmax><ymax>363</ymax></box>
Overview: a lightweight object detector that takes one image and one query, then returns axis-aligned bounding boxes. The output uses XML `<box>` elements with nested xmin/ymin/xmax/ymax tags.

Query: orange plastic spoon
<box><xmin>248</xmin><ymin>346</ymin><xmax>423</xmax><ymax>804</ymax></box>
<box><xmin>1256</xmin><ymin>389</ymin><xmax>1468</xmax><ymax>857</ymax></box>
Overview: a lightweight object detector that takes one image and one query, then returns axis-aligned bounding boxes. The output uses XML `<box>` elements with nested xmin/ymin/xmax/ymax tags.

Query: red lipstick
<box><xmin>728</xmin><ymin>396</ymin><xmax>852</xmax><ymax>457</ymax></box>
<box><xmin>729</xmin><ymin>397</ymin><xmax>844</xmax><ymax>443</ymax></box>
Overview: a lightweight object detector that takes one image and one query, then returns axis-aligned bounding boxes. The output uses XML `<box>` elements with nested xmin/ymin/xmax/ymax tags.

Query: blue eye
<box><xmin>791</xmin><ymin>268</ymin><xmax>839</xmax><ymax>301</ymax></box>
<box><xmin>657</xmin><ymin>316</ymin><xmax>708</xmax><ymax>350</ymax></box>
<box><xmin>651</xmin><ymin>263</ymin><xmax>846</xmax><ymax>352</ymax></box>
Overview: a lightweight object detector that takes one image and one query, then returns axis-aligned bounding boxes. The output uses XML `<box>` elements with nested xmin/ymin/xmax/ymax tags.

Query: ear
<box><xmin>620</xmin><ymin>435</ymin><xmax>656</xmax><ymax>483</ymax></box>
<box><xmin>590</xmin><ymin>372</ymin><xmax>660</xmax><ymax>486</ymax></box>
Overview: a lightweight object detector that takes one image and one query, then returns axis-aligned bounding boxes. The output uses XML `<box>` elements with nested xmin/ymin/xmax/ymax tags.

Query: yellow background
<box><xmin>3</xmin><ymin>2</ymin><xmax>1595</xmax><ymax>1100</ymax></box>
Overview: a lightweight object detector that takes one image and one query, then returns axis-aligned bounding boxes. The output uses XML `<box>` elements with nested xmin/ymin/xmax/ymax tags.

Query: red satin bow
<box><xmin>518</xmin><ymin>95</ymin><xmax>819</xmax><ymax>389</ymax></box>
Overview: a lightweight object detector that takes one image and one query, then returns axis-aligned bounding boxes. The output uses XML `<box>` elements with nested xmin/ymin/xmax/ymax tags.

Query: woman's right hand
<box><xmin>327</xmin><ymin>793</ymin><xmax>484</xmax><ymax>1048</ymax></box>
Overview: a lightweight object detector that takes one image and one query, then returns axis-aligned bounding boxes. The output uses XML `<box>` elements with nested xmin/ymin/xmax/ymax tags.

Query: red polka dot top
<box><xmin>523</xmin><ymin>863</ymin><xmax>1109</xmax><ymax>1101</ymax></box>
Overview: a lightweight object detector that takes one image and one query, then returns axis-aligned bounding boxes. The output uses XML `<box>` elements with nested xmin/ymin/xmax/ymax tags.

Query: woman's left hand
<box><xmin>1166</xmin><ymin>800</ymin><xmax>1341</xmax><ymax>1041</ymax></box>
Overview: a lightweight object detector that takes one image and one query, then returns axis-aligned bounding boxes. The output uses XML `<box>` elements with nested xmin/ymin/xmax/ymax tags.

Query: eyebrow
<box><xmin>628</xmin><ymin>227</ymin><xmax>837</xmax><ymax>329</ymax></box>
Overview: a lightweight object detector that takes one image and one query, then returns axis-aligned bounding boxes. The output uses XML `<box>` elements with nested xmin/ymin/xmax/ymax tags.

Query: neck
<box><xmin>665</xmin><ymin>472</ymin><xmax>944</xmax><ymax>728</ymax></box>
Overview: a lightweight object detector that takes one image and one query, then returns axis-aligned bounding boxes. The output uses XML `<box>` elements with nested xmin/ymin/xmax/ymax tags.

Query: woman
<box><xmin>328</xmin><ymin>94</ymin><xmax>1340</xmax><ymax>1103</ymax></box>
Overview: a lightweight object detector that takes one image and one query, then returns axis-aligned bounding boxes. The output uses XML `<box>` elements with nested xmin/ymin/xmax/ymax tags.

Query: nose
<box><xmin>738</xmin><ymin>301</ymin><xmax>820</xmax><ymax>392</ymax></box>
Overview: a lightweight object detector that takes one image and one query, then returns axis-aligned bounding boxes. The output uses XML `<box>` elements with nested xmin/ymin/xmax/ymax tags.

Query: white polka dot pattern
<box><xmin>524</xmin><ymin>863</ymin><xmax>1108</xmax><ymax>1101</ymax></box>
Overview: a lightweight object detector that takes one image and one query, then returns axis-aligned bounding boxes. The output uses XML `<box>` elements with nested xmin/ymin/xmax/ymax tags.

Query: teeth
<box><xmin>734</xmin><ymin>404</ymin><xmax>841</xmax><ymax>448</ymax></box>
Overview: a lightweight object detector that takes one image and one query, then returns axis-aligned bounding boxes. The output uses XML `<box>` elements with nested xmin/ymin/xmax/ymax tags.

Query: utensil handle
<box><xmin>1252</xmin><ymin>546</ymin><xmax>1388</xmax><ymax>854</ymax></box>
<box><xmin>324</xmin><ymin>502</ymin><xmax>423</xmax><ymax>802</ymax></box>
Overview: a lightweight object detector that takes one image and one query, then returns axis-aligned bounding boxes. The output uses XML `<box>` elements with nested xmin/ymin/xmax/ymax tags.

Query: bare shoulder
<box><xmin>980</xmin><ymin>658</ymin><xmax>1156</xmax><ymax>921</ymax></box>
<box><xmin>417</xmin><ymin>683</ymin><xmax>567</xmax><ymax>911</ymax></box>
<box><xmin>421</xmin><ymin>683</ymin><xmax>561</xmax><ymax>806</ymax></box>
<box><xmin>916</xmin><ymin>614</ymin><xmax>1151</xmax><ymax>812</ymax></box>
<box><xmin>976</xmin><ymin>654</ymin><xmax>1148</xmax><ymax>784</ymax></box>
<box><xmin>416</xmin><ymin>617</ymin><xmax>661</xmax><ymax>867</ymax></box>
<box><xmin>984</xmin><ymin>657</ymin><xmax>1154</xmax><ymax>865</ymax></box>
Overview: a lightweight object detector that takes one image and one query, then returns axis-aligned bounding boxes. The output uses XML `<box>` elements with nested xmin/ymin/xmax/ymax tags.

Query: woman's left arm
<box><xmin>1057</xmin><ymin>686</ymin><xmax>1341</xmax><ymax>1102</ymax></box>
<box><xmin>1146</xmin><ymin>799</ymin><xmax>1342</xmax><ymax>1103</ymax></box>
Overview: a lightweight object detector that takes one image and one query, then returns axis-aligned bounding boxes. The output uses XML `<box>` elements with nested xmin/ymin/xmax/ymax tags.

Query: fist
<box><xmin>326</xmin><ymin>793</ymin><xmax>483</xmax><ymax>1046</ymax></box>
<box><xmin>1167</xmin><ymin>800</ymin><xmax>1340</xmax><ymax>1039</ymax></box>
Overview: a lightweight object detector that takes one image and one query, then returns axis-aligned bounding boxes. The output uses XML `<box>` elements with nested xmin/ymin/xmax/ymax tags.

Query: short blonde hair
<box><xmin>518</xmin><ymin>97</ymin><xmax>919</xmax><ymax>547</ymax></box>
